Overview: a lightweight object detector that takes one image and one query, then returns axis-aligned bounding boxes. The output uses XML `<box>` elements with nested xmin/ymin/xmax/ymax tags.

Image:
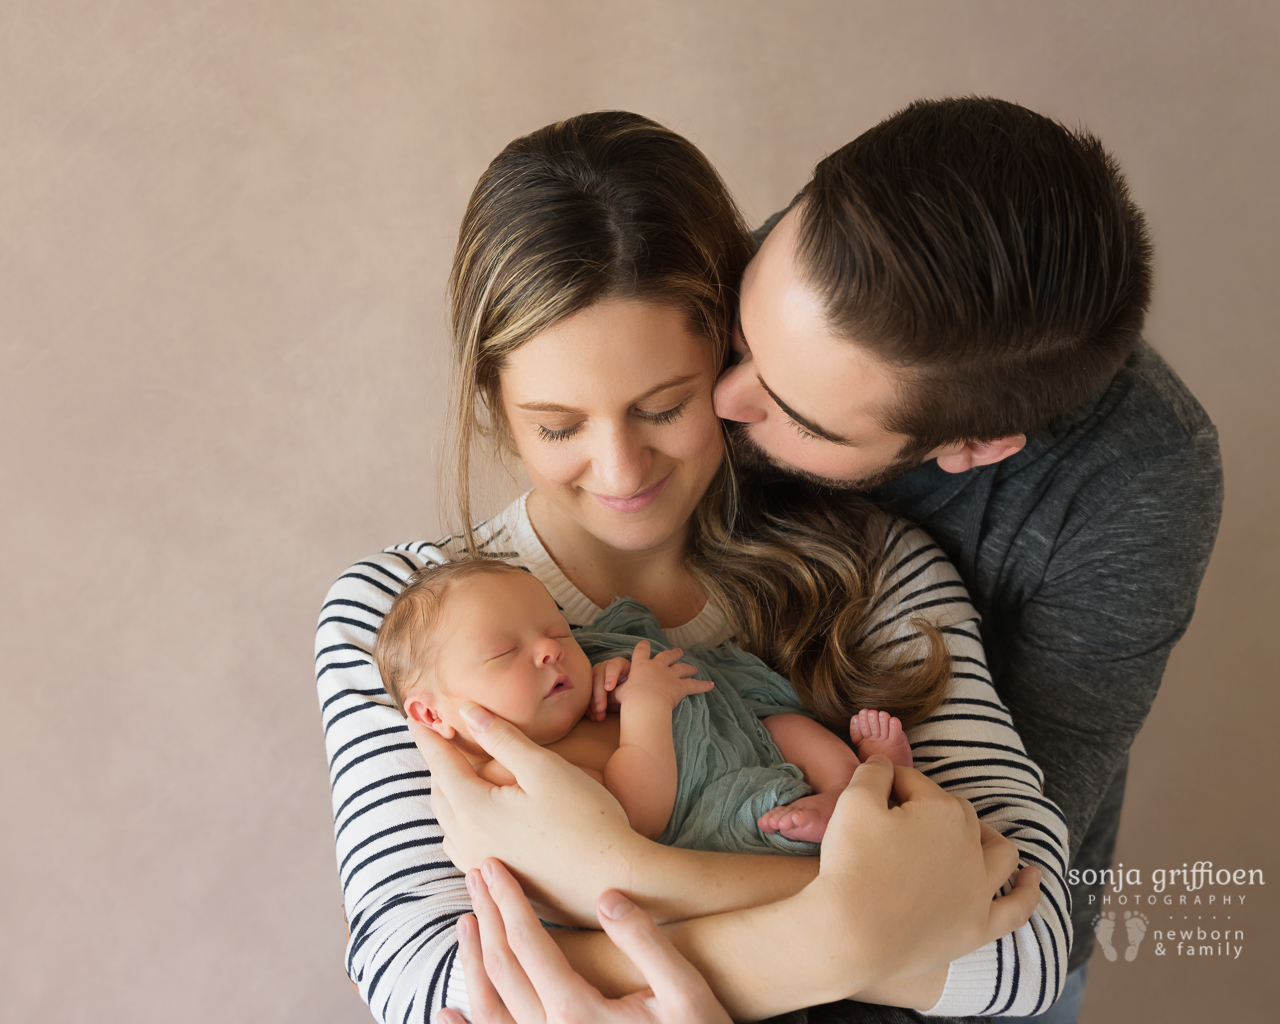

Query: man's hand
<box><xmin>612</xmin><ymin>641</ymin><xmax>712</xmax><ymax>710</ymax></box>
<box><xmin>780</xmin><ymin>755</ymin><xmax>1042</xmax><ymax>997</ymax></box>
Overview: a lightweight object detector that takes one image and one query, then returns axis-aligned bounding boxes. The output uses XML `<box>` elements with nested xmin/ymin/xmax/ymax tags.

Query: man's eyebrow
<box><xmin>514</xmin><ymin>374</ymin><xmax>698</xmax><ymax>414</ymax></box>
<box><xmin>757</xmin><ymin>376</ymin><xmax>858</xmax><ymax>447</ymax></box>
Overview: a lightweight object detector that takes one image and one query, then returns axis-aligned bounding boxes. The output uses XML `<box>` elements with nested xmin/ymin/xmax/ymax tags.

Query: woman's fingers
<box><xmin>467</xmin><ymin>868</ymin><xmax>547</xmax><ymax>1024</ymax></box>
<box><xmin>481</xmin><ymin>860</ymin><xmax>600</xmax><ymax>1017</ymax></box>
<box><xmin>406</xmin><ymin>718</ymin><xmax>491</xmax><ymax>834</ymax></box>
<box><xmin>450</xmin><ymin>913</ymin><xmax>516</xmax><ymax>1024</ymax></box>
<box><xmin>596</xmin><ymin>892</ymin><xmax>732</xmax><ymax>1023</ymax></box>
<box><xmin>456</xmin><ymin>702</ymin><xmax>561</xmax><ymax>788</ymax></box>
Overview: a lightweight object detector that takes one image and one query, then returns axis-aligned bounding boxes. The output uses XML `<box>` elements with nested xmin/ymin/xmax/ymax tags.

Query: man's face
<box><xmin>713</xmin><ymin>208</ymin><xmax>925</xmax><ymax>490</ymax></box>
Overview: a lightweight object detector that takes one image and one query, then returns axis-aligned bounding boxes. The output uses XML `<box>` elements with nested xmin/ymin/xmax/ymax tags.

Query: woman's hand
<box><xmin>437</xmin><ymin>859</ymin><xmax>732</xmax><ymax>1024</ymax></box>
<box><xmin>409</xmin><ymin>702</ymin><xmax>648</xmax><ymax>925</ymax></box>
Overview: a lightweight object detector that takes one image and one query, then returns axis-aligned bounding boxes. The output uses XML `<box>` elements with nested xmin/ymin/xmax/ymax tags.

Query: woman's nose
<box><xmin>593</xmin><ymin>428</ymin><xmax>650</xmax><ymax>495</ymax></box>
<box><xmin>713</xmin><ymin>360</ymin><xmax>767</xmax><ymax>424</ymax></box>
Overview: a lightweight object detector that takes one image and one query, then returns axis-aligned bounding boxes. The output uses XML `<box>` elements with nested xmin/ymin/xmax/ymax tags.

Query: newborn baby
<box><xmin>374</xmin><ymin>559</ymin><xmax>913</xmax><ymax>849</ymax></box>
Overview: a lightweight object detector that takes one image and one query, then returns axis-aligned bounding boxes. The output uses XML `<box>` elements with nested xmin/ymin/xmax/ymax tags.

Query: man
<box><xmin>714</xmin><ymin>97</ymin><xmax>1223</xmax><ymax>1022</ymax></box>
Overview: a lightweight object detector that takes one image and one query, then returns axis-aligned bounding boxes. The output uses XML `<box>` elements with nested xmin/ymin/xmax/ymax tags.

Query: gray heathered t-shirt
<box><xmin>868</xmin><ymin>340</ymin><xmax>1223</xmax><ymax>975</ymax></box>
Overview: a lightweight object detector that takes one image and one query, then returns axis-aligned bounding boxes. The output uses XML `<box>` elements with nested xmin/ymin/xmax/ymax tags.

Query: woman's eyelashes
<box><xmin>639</xmin><ymin>401</ymin><xmax>686</xmax><ymax>426</ymax></box>
<box><xmin>533</xmin><ymin>402</ymin><xmax>686</xmax><ymax>441</ymax></box>
<box><xmin>536</xmin><ymin>422</ymin><xmax>583</xmax><ymax>442</ymax></box>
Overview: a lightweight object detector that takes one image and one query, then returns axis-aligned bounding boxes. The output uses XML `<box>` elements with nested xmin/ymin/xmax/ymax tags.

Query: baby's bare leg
<box><xmin>848</xmin><ymin>709</ymin><xmax>913</xmax><ymax>768</ymax></box>
<box><xmin>757</xmin><ymin>714</ymin><xmax>860</xmax><ymax>843</ymax></box>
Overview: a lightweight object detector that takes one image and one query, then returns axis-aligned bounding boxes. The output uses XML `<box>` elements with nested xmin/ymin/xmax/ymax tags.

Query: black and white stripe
<box><xmin>315</xmin><ymin>503</ymin><xmax>1069</xmax><ymax>1021</ymax></box>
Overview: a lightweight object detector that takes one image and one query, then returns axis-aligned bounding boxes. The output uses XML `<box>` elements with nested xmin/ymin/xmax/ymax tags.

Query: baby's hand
<box><xmin>589</xmin><ymin>656</ymin><xmax>631</xmax><ymax>721</ymax></box>
<box><xmin>612</xmin><ymin>640</ymin><xmax>713</xmax><ymax>709</ymax></box>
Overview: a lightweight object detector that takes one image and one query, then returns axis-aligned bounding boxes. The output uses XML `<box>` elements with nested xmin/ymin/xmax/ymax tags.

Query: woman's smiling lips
<box><xmin>590</xmin><ymin>474</ymin><xmax>670</xmax><ymax>513</ymax></box>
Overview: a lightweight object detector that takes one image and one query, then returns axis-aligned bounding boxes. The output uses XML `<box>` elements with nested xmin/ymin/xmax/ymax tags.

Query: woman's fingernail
<box><xmin>456</xmin><ymin>915</ymin><xmax>470</xmax><ymax>940</ymax></box>
<box><xmin>481</xmin><ymin>861</ymin><xmax>494</xmax><ymax>884</ymax></box>
<box><xmin>459</xmin><ymin>702</ymin><xmax>494</xmax><ymax>731</ymax></box>
<box><xmin>598</xmin><ymin>891</ymin><xmax>635</xmax><ymax>921</ymax></box>
<box><xmin>465</xmin><ymin>870</ymin><xmax>478</xmax><ymax>896</ymax></box>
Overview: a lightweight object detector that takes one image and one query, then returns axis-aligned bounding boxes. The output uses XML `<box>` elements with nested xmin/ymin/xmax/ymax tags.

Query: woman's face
<box><xmin>499</xmin><ymin>298</ymin><xmax>723</xmax><ymax>555</ymax></box>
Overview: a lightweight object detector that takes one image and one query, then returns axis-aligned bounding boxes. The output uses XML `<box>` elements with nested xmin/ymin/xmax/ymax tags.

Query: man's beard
<box><xmin>724</xmin><ymin>420</ymin><xmax>925</xmax><ymax>494</ymax></box>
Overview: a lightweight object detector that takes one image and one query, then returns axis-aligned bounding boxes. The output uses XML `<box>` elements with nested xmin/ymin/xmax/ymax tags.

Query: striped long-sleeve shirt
<box><xmin>315</xmin><ymin>494</ymin><xmax>1071</xmax><ymax>1021</ymax></box>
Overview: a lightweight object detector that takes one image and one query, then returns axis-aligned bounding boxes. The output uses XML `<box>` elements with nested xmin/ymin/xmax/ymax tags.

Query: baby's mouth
<box><xmin>545</xmin><ymin>675</ymin><xmax>572</xmax><ymax>698</ymax></box>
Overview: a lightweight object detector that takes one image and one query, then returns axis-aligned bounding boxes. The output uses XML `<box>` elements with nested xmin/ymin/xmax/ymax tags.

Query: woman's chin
<box><xmin>586</xmin><ymin>513</ymin><xmax>688</xmax><ymax>553</ymax></box>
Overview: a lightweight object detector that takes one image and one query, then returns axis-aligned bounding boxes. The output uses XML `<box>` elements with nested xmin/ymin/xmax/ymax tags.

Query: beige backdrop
<box><xmin>3</xmin><ymin>2</ymin><xmax>1276</xmax><ymax>1021</ymax></box>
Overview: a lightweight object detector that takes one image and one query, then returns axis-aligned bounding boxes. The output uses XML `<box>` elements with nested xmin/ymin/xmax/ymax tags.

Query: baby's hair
<box><xmin>374</xmin><ymin>559</ymin><xmax>530</xmax><ymax>715</ymax></box>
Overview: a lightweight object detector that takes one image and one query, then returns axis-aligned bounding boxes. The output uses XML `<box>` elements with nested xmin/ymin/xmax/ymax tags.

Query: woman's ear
<box><xmin>403</xmin><ymin>694</ymin><xmax>456</xmax><ymax>740</ymax></box>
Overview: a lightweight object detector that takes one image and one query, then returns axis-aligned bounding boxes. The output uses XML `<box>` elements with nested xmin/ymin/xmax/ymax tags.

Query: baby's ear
<box><xmin>403</xmin><ymin>694</ymin><xmax>456</xmax><ymax>739</ymax></box>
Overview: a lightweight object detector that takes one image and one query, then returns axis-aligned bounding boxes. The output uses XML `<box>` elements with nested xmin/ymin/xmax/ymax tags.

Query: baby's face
<box><xmin>423</xmin><ymin>571</ymin><xmax>593</xmax><ymax>752</ymax></box>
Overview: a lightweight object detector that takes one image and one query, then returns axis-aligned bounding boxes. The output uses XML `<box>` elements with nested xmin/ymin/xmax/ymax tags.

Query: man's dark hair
<box><xmin>792</xmin><ymin>96</ymin><xmax>1153</xmax><ymax>458</ymax></box>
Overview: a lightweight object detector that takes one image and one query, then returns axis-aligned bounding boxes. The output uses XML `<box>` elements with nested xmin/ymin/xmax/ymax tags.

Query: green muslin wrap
<box><xmin>573</xmin><ymin>599</ymin><xmax>819</xmax><ymax>857</ymax></box>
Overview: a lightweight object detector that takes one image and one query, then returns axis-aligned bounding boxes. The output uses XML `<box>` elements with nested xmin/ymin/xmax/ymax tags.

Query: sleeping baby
<box><xmin>373</xmin><ymin>558</ymin><xmax>915</xmax><ymax>853</ymax></box>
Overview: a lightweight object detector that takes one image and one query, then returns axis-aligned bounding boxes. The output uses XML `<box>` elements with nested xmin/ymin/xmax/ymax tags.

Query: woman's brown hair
<box><xmin>447</xmin><ymin>111</ymin><xmax>949</xmax><ymax>729</ymax></box>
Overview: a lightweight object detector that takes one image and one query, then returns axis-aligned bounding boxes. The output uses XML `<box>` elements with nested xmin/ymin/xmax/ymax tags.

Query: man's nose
<box><xmin>713</xmin><ymin>360</ymin><xmax>766</xmax><ymax>424</ymax></box>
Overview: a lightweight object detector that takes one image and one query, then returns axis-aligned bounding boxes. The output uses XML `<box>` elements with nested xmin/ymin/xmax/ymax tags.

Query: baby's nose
<box><xmin>535</xmin><ymin>640</ymin><xmax>562</xmax><ymax>665</ymax></box>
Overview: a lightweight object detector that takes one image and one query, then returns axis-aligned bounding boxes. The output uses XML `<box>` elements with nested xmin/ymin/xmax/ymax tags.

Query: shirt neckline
<box><xmin>502</xmin><ymin>492</ymin><xmax>730</xmax><ymax>645</ymax></box>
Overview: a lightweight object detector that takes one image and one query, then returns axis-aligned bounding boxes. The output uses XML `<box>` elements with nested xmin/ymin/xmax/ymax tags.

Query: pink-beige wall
<box><xmin>3</xmin><ymin>2</ymin><xmax>1275</xmax><ymax>1021</ymax></box>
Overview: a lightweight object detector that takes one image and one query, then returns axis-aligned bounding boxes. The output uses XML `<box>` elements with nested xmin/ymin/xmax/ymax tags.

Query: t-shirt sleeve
<box><xmin>315</xmin><ymin>542</ymin><xmax>473</xmax><ymax>1023</ymax></box>
<box><xmin>873</xmin><ymin>525</ymin><xmax>1072</xmax><ymax>1018</ymax></box>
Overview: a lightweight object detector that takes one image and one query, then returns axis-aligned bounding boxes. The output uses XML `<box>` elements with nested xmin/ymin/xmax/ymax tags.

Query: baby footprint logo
<box><xmin>1124</xmin><ymin>911</ymin><xmax>1149</xmax><ymax>961</ymax></box>
<box><xmin>1093</xmin><ymin>911</ymin><xmax>1118</xmax><ymax>961</ymax></box>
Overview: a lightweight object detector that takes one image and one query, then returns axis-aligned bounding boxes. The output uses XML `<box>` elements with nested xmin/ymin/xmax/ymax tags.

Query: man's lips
<box><xmin>590</xmin><ymin>473</ymin><xmax>670</xmax><ymax>513</ymax></box>
<box><xmin>545</xmin><ymin>674</ymin><xmax>572</xmax><ymax>698</ymax></box>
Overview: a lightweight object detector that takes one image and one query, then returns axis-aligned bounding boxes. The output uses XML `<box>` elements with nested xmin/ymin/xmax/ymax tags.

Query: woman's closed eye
<box><xmin>637</xmin><ymin>401</ymin><xmax>686</xmax><ymax>426</ymax></box>
<box><xmin>536</xmin><ymin>422</ymin><xmax>583</xmax><ymax>442</ymax></box>
<box><xmin>534</xmin><ymin>401</ymin><xmax>686</xmax><ymax>442</ymax></box>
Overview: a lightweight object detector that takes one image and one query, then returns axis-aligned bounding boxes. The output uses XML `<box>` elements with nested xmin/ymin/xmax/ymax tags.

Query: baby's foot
<box><xmin>849</xmin><ymin>710</ymin><xmax>913</xmax><ymax>768</ymax></box>
<box><xmin>757</xmin><ymin>790</ymin><xmax>839</xmax><ymax>843</ymax></box>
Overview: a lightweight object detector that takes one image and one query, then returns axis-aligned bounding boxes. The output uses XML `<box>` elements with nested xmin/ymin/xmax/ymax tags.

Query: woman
<box><xmin>315</xmin><ymin>112</ymin><xmax>1067</xmax><ymax>1023</ymax></box>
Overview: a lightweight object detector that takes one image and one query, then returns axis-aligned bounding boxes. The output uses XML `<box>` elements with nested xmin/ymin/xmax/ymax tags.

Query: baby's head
<box><xmin>374</xmin><ymin>560</ymin><xmax>593</xmax><ymax>757</ymax></box>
